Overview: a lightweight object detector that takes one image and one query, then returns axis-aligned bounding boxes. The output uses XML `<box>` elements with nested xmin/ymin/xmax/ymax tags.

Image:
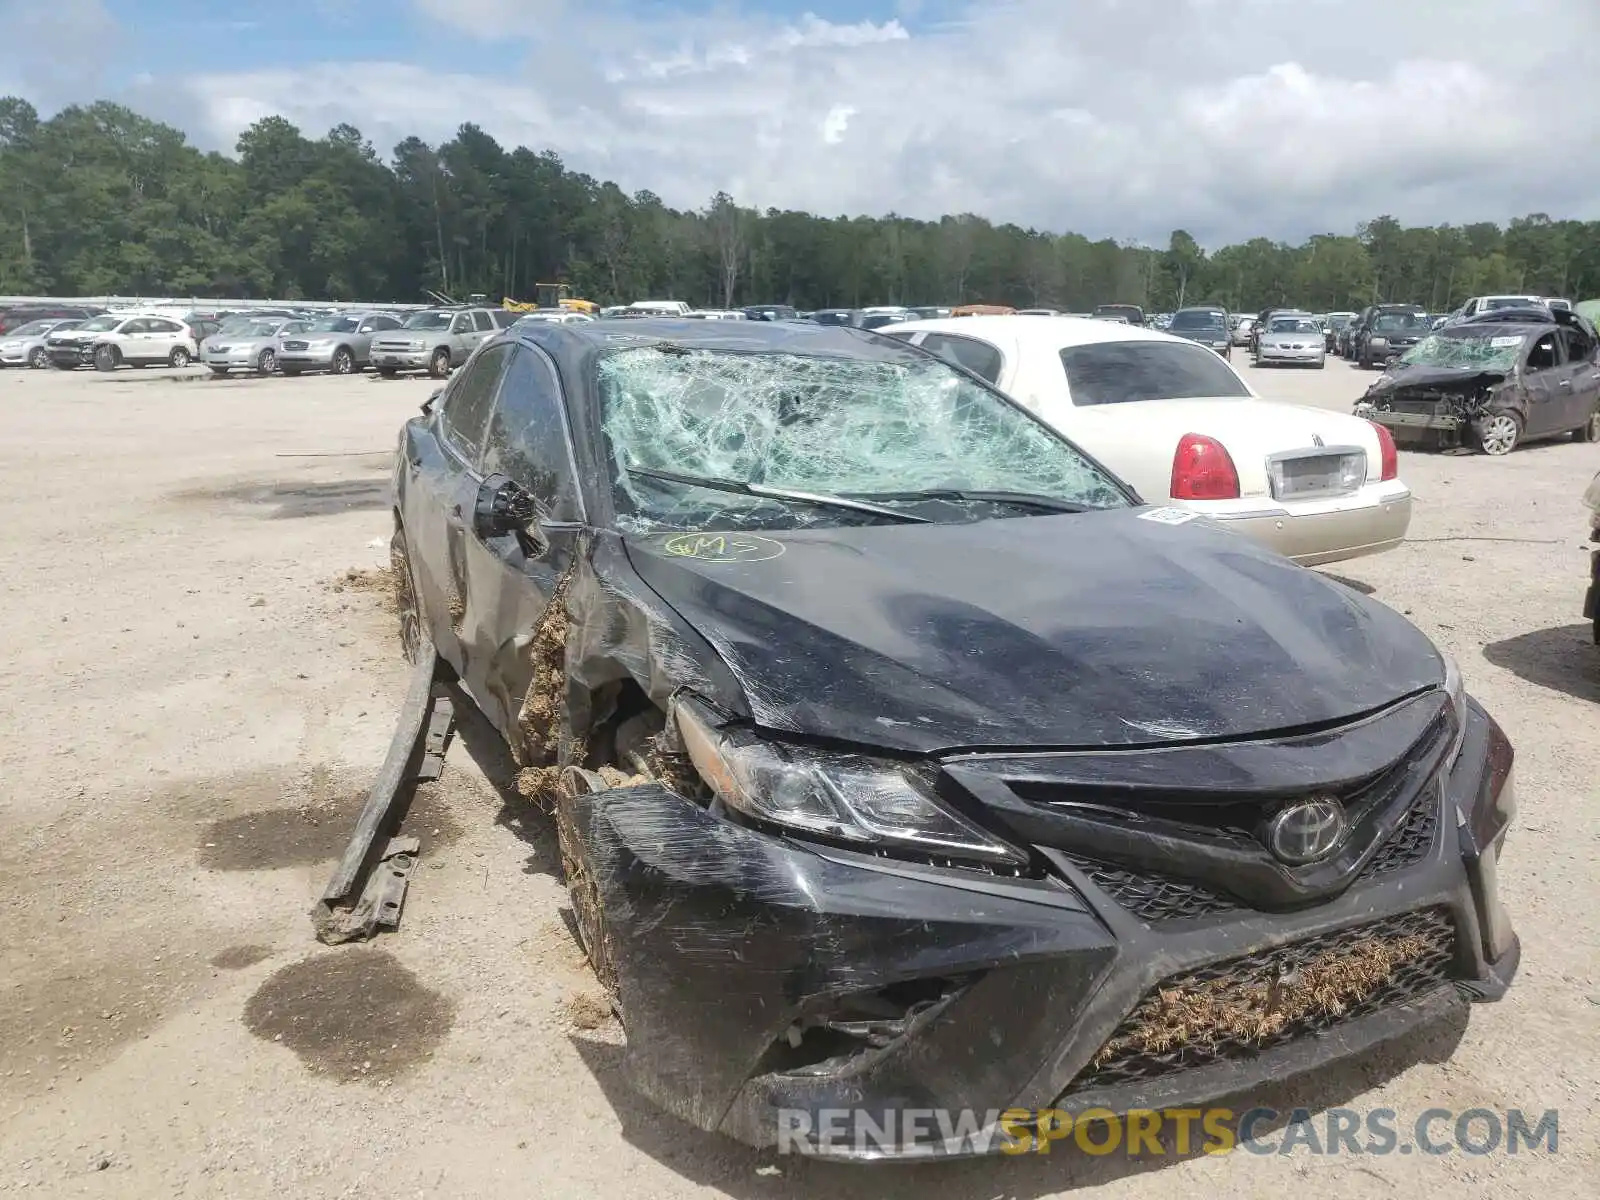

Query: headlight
<box><xmin>1370</xmin><ymin>336</ymin><xmax>1389</xmax><ymax>346</ymax></box>
<box><xmin>674</xmin><ymin>698</ymin><xmax>1028</xmax><ymax>867</ymax></box>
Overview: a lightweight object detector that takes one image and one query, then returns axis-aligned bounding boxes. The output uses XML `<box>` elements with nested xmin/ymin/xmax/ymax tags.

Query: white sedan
<box><xmin>884</xmin><ymin>316</ymin><xmax>1413</xmax><ymax>566</ymax></box>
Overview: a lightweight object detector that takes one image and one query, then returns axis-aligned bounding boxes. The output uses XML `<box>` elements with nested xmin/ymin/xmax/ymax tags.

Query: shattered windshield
<box><xmin>1399</xmin><ymin>333</ymin><xmax>1523</xmax><ymax>372</ymax></box>
<box><xmin>599</xmin><ymin>345</ymin><xmax>1129</xmax><ymax>532</ymax></box>
<box><xmin>403</xmin><ymin>311</ymin><xmax>452</xmax><ymax>330</ymax></box>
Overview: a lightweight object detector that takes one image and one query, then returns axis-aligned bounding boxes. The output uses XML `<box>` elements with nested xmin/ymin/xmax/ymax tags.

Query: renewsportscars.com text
<box><xmin>776</xmin><ymin>1106</ymin><xmax>1560</xmax><ymax>1157</ymax></box>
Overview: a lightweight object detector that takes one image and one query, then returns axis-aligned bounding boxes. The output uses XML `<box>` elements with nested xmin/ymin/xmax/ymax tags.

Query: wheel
<box><xmin>209</xmin><ymin>366</ymin><xmax>230</xmax><ymax>376</ymax></box>
<box><xmin>282</xmin><ymin>366</ymin><xmax>302</xmax><ymax>377</ymax></box>
<box><xmin>93</xmin><ymin>344</ymin><xmax>119</xmax><ymax>372</ymax></box>
<box><xmin>168</xmin><ymin>346</ymin><xmax>191</xmax><ymax>368</ymax></box>
<box><xmin>331</xmin><ymin>346</ymin><xmax>355</xmax><ymax>375</ymax></box>
<box><xmin>257</xmin><ymin>348</ymin><xmax>276</xmax><ymax>374</ymax></box>
<box><xmin>427</xmin><ymin>348</ymin><xmax>452</xmax><ymax>379</ymax></box>
<box><xmin>1473</xmin><ymin>412</ymin><xmax>1522</xmax><ymax>456</ymax></box>
<box><xmin>27</xmin><ymin>347</ymin><xmax>48</xmax><ymax>369</ymax></box>
<box><xmin>1575</xmin><ymin>408</ymin><xmax>1600</xmax><ymax>442</ymax></box>
<box><xmin>378</xmin><ymin>367</ymin><xmax>398</xmax><ymax>379</ymax></box>
<box><xmin>390</xmin><ymin>524</ymin><xmax>423</xmax><ymax>664</ymax></box>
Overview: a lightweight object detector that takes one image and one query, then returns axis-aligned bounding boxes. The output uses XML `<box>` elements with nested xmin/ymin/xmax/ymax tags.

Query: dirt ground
<box><xmin>0</xmin><ymin>357</ymin><xmax>1595</xmax><ymax>1198</ymax></box>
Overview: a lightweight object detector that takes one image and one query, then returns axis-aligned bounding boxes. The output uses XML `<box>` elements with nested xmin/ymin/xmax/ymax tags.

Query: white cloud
<box><xmin>170</xmin><ymin>0</ymin><xmax>1600</xmax><ymax>243</ymax></box>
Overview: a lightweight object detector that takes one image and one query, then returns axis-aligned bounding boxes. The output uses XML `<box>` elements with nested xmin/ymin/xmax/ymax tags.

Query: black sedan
<box><xmin>390</xmin><ymin>318</ymin><xmax>1519</xmax><ymax>1159</ymax></box>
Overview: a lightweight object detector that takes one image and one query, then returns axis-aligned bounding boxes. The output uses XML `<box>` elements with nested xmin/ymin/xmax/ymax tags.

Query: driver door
<box><xmin>1519</xmin><ymin>331</ymin><xmax>1565</xmax><ymax>438</ymax></box>
<box><xmin>458</xmin><ymin>344</ymin><xmax>586</xmax><ymax>743</ymax></box>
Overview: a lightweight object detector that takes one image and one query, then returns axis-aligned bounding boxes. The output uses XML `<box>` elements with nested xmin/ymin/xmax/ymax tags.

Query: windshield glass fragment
<box><xmin>599</xmin><ymin>346</ymin><xmax>1129</xmax><ymax>532</ymax></box>
<box><xmin>1399</xmin><ymin>333</ymin><xmax>1522</xmax><ymax>372</ymax></box>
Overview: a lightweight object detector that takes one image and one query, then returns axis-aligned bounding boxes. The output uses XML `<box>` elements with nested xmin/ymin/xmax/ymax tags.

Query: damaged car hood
<box><xmin>1366</xmin><ymin>364</ymin><xmax>1508</xmax><ymax>396</ymax></box>
<box><xmin>624</xmin><ymin>510</ymin><xmax>1443</xmax><ymax>754</ymax></box>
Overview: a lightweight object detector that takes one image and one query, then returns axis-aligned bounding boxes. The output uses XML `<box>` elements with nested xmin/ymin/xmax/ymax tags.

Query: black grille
<box><xmin>1066</xmin><ymin>907</ymin><xmax>1456</xmax><ymax>1093</ymax></box>
<box><xmin>1357</xmin><ymin>791</ymin><xmax>1439</xmax><ymax>881</ymax></box>
<box><xmin>1062</xmin><ymin>855</ymin><xmax>1240</xmax><ymax>922</ymax></box>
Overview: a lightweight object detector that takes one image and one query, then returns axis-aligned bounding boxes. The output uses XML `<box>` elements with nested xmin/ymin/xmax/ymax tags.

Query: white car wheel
<box><xmin>1475</xmin><ymin>413</ymin><xmax>1521</xmax><ymax>456</ymax></box>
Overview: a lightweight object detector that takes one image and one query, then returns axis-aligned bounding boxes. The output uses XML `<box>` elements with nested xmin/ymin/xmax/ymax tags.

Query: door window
<box><xmin>451</xmin><ymin>314</ymin><xmax>474</xmax><ymax>334</ymax></box>
<box><xmin>439</xmin><ymin>343</ymin><xmax>513</xmax><ymax>466</ymax></box>
<box><xmin>1560</xmin><ymin>326</ymin><xmax>1595</xmax><ymax>364</ymax></box>
<box><xmin>153</xmin><ymin>319</ymin><xmax>184</xmax><ymax>333</ymax></box>
<box><xmin>481</xmin><ymin>347</ymin><xmax>581</xmax><ymax>520</ymax></box>
<box><xmin>1526</xmin><ymin>333</ymin><xmax>1560</xmax><ymax>372</ymax></box>
<box><xmin>472</xmin><ymin>311</ymin><xmax>495</xmax><ymax>332</ymax></box>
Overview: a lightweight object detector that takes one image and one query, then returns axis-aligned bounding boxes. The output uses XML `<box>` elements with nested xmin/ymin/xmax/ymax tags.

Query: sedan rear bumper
<box><xmin>1197</xmin><ymin>487</ymin><xmax>1413</xmax><ymax>566</ymax></box>
<box><xmin>563</xmin><ymin>699</ymin><xmax>1516</xmax><ymax>1160</ymax></box>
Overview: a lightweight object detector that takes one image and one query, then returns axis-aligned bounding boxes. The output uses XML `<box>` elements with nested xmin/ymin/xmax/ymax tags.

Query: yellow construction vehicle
<box><xmin>501</xmin><ymin>282</ymin><xmax>599</xmax><ymax>315</ymax></box>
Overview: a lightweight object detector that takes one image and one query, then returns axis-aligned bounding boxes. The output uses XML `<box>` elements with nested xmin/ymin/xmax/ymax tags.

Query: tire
<box><xmin>378</xmin><ymin>367</ymin><xmax>398</xmax><ymax>379</ymax></box>
<box><xmin>257</xmin><ymin>348</ymin><xmax>276</xmax><ymax>374</ymax></box>
<box><xmin>1575</xmin><ymin>407</ymin><xmax>1600</xmax><ymax>443</ymax></box>
<box><xmin>331</xmin><ymin>346</ymin><xmax>355</xmax><ymax>375</ymax></box>
<box><xmin>28</xmin><ymin>347</ymin><xmax>48</xmax><ymax>369</ymax></box>
<box><xmin>282</xmin><ymin>366</ymin><xmax>302</xmax><ymax>377</ymax></box>
<box><xmin>1473</xmin><ymin>412</ymin><xmax>1522</xmax><ymax>456</ymax></box>
<box><xmin>427</xmin><ymin>348</ymin><xmax>452</xmax><ymax>379</ymax></box>
<box><xmin>93</xmin><ymin>344</ymin><xmax>119</xmax><ymax>372</ymax></box>
<box><xmin>390</xmin><ymin>524</ymin><xmax>423</xmax><ymax>664</ymax></box>
<box><xmin>209</xmin><ymin>366</ymin><xmax>229</xmax><ymax>376</ymax></box>
<box><xmin>168</xmin><ymin>346</ymin><xmax>191</xmax><ymax>368</ymax></box>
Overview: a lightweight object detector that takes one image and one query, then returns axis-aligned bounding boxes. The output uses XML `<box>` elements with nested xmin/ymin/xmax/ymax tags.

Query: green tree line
<box><xmin>4</xmin><ymin>96</ymin><xmax>1599</xmax><ymax>312</ymax></box>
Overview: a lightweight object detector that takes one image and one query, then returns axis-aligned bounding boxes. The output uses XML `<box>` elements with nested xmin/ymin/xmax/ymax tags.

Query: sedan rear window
<box><xmin>1060</xmin><ymin>341</ymin><xmax>1250</xmax><ymax>405</ymax></box>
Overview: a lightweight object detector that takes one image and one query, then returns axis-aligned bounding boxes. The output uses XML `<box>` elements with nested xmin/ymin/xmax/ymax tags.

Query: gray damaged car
<box><xmin>202</xmin><ymin>317</ymin><xmax>309</xmax><ymax>375</ymax></box>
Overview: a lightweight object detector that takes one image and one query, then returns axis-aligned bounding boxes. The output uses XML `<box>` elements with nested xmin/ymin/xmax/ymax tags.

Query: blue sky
<box><xmin>2</xmin><ymin>0</ymin><xmax>1597</xmax><ymax>244</ymax></box>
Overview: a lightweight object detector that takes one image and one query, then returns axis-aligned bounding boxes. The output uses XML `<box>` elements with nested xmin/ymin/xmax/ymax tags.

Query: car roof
<box><xmin>888</xmin><ymin>313</ymin><xmax>1213</xmax><ymax>351</ymax></box>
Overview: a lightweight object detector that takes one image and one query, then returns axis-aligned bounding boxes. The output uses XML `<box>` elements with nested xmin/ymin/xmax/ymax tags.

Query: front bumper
<box><xmin>45</xmin><ymin>343</ymin><xmax>94</xmax><ymax>367</ymax></box>
<box><xmin>566</xmin><ymin>700</ymin><xmax>1517</xmax><ymax>1159</ymax></box>
<box><xmin>202</xmin><ymin>350</ymin><xmax>271</xmax><ymax>369</ymax></box>
<box><xmin>1356</xmin><ymin>403</ymin><xmax>1463</xmax><ymax>446</ymax></box>
<box><xmin>1258</xmin><ymin>345</ymin><xmax>1325</xmax><ymax>364</ymax></box>
<box><xmin>277</xmin><ymin>346</ymin><xmax>340</xmax><ymax>369</ymax></box>
<box><xmin>371</xmin><ymin>349</ymin><xmax>432</xmax><ymax>369</ymax></box>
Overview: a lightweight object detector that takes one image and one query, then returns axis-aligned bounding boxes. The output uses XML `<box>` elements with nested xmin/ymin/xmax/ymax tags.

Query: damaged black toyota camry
<box><xmin>389</xmin><ymin>318</ymin><xmax>1519</xmax><ymax>1159</ymax></box>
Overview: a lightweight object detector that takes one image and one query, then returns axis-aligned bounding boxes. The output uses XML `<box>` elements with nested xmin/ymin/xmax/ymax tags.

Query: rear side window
<box><xmin>1061</xmin><ymin>341</ymin><xmax>1251</xmax><ymax>405</ymax></box>
<box><xmin>472</xmin><ymin>311</ymin><xmax>495</xmax><ymax>332</ymax></box>
<box><xmin>440</xmin><ymin>343</ymin><xmax>512</xmax><ymax>464</ymax></box>
<box><xmin>481</xmin><ymin>347</ymin><xmax>581</xmax><ymax>520</ymax></box>
<box><xmin>918</xmin><ymin>333</ymin><xmax>1004</xmax><ymax>384</ymax></box>
<box><xmin>1561</xmin><ymin>326</ymin><xmax>1594</xmax><ymax>363</ymax></box>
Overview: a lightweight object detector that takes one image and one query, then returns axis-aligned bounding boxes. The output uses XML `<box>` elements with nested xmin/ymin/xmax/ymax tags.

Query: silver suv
<box><xmin>278</xmin><ymin>310</ymin><xmax>405</xmax><ymax>376</ymax></box>
<box><xmin>371</xmin><ymin>308</ymin><xmax>501</xmax><ymax>378</ymax></box>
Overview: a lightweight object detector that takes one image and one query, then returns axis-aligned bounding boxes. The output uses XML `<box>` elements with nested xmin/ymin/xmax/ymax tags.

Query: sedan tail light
<box><xmin>1170</xmin><ymin>433</ymin><xmax>1240</xmax><ymax>500</ymax></box>
<box><xmin>1369</xmin><ymin>420</ymin><xmax>1399</xmax><ymax>481</ymax></box>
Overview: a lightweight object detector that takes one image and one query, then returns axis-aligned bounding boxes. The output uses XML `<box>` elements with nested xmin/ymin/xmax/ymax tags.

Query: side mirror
<box><xmin>421</xmin><ymin>388</ymin><xmax>441</xmax><ymax>414</ymax></box>
<box><xmin>474</xmin><ymin>473</ymin><xmax>548</xmax><ymax>555</ymax></box>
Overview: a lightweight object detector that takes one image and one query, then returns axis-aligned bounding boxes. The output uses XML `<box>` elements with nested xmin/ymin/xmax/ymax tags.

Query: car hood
<box><xmin>1261</xmin><ymin>330</ymin><xmax>1321</xmax><ymax>343</ymax></box>
<box><xmin>1365</xmin><ymin>363</ymin><xmax>1509</xmax><ymax>397</ymax></box>
<box><xmin>207</xmin><ymin>335</ymin><xmax>274</xmax><ymax>351</ymax></box>
<box><xmin>624</xmin><ymin>509</ymin><xmax>1442</xmax><ymax>755</ymax></box>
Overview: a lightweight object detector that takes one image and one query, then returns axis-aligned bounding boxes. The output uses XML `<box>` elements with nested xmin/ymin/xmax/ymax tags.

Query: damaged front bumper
<box><xmin>565</xmin><ymin>700</ymin><xmax>1519</xmax><ymax>1160</ymax></box>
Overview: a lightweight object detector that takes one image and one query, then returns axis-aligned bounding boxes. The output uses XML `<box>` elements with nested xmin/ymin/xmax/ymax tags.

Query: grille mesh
<box><xmin>1062</xmin><ymin>855</ymin><xmax>1240</xmax><ymax>922</ymax></box>
<box><xmin>1066</xmin><ymin>907</ymin><xmax>1456</xmax><ymax>1093</ymax></box>
<box><xmin>1357</xmin><ymin>791</ymin><xmax>1439</xmax><ymax>880</ymax></box>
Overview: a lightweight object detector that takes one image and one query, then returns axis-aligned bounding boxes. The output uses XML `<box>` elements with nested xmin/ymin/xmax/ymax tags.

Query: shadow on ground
<box><xmin>569</xmin><ymin>1003</ymin><xmax>1468</xmax><ymax>1197</ymax></box>
<box><xmin>445</xmin><ymin>682</ymin><xmax>561</xmax><ymax>879</ymax></box>
<box><xmin>1481</xmin><ymin>624</ymin><xmax>1599</xmax><ymax>703</ymax></box>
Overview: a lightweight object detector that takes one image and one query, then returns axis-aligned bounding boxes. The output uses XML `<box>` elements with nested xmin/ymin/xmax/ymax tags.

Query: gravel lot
<box><xmin>0</xmin><ymin>356</ymin><xmax>1595</xmax><ymax>1198</ymax></box>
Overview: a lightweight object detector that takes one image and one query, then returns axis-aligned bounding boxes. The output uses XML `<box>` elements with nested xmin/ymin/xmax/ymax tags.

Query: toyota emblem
<box><xmin>1266</xmin><ymin>796</ymin><xmax>1348</xmax><ymax>865</ymax></box>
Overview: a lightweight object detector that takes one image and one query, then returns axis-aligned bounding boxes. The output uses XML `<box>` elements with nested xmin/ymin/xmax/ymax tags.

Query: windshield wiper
<box><xmin>852</xmin><ymin>488</ymin><xmax>1095</xmax><ymax>513</ymax></box>
<box><xmin>625</xmin><ymin>466</ymin><xmax>930</xmax><ymax>523</ymax></box>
